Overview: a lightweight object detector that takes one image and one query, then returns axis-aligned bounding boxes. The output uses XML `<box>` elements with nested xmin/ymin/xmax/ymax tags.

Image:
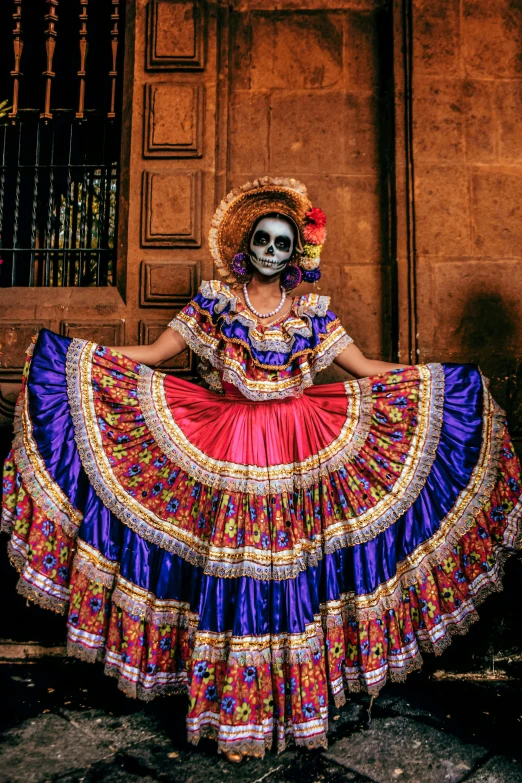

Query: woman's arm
<box><xmin>333</xmin><ymin>342</ymin><xmax>402</xmax><ymax>379</ymax></box>
<box><xmin>112</xmin><ymin>328</ymin><xmax>187</xmax><ymax>367</ymax></box>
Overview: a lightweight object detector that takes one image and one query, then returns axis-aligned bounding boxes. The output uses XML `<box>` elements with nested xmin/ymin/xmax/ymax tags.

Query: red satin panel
<box><xmin>163</xmin><ymin>376</ymin><xmax>350</xmax><ymax>467</ymax></box>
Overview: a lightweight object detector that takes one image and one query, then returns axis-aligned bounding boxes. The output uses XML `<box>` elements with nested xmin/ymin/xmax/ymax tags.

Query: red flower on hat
<box><xmin>303</xmin><ymin>207</ymin><xmax>327</xmax><ymax>245</ymax></box>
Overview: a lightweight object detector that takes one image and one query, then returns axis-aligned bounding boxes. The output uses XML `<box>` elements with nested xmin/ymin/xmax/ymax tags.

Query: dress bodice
<box><xmin>168</xmin><ymin>279</ymin><xmax>353</xmax><ymax>401</ymax></box>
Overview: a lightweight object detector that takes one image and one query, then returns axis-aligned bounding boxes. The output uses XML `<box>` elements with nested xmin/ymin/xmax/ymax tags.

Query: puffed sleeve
<box><xmin>168</xmin><ymin>302</ymin><xmax>218</xmax><ymax>364</ymax></box>
<box><xmin>294</xmin><ymin>293</ymin><xmax>353</xmax><ymax>374</ymax></box>
<box><xmin>167</xmin><ymin>281</ymin><xmax>226</xmax><ymax>363</ymax></box>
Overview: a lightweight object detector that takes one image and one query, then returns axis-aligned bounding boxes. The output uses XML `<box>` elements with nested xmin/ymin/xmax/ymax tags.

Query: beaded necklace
<box><xmin>242</xmin><ymin>283</ymin><xmax>286</xmax><ymax>319</ymax></box>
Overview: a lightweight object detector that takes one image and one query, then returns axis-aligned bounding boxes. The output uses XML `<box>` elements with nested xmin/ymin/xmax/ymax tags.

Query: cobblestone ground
<box><xmin>1</xmin><ymin>658</ymin><xmax>522</xmax><ymax>783</ymax></box>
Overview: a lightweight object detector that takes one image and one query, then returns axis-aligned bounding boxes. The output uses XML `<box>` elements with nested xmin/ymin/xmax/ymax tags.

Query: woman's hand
<box><xmin>112</xmin><ymin>328</ymin><xmax>187</xmax><ymax>367</ymax></box>
<box><xmin>333</xmin><ymin>342</ymin><xmax>402</xmax><ymax>379</ymax></box>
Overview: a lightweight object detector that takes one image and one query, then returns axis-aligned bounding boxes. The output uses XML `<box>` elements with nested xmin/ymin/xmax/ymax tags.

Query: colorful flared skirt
<box><xmin>2</xmin><ymin>328</ymin><xmax>522</xmax><ymax>757</ymax></box>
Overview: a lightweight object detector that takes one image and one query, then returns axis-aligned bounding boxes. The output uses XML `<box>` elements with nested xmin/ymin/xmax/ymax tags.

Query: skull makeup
<box><xmin>249</xmin><ymin>216</ymin><xmax>295</xmax><ymax>277</ymax></box>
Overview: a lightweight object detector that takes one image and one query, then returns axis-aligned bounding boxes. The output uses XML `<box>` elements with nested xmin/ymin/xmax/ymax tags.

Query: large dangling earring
<box><xmin>281</xmin><ymin>264</ymin><xmax>302</xmax><ymax>291</ymax></box>
<box><xmin>231</xmin><ymin>252</ymin><xmax>250</xmax><ymax>278</ymax></box>
<box><xmin>302</xmin><ymin>268</ymin><xmax>321</xmax><ymax>284</ymax></box>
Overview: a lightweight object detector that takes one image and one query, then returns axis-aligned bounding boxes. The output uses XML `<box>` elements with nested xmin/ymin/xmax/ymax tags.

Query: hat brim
<box><xmin>209</xmin><ymin>179</ymin><xmax>312</xmax><ymax>285</ymax></box>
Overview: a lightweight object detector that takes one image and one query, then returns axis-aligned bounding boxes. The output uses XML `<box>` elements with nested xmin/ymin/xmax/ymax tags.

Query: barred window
<box><xmin>0</xmin><ymin>0</ymin><xmax>124</xmax><ymax>287</ymax></box>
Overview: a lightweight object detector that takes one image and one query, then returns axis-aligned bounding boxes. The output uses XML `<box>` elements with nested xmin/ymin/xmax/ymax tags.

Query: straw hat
<box><xmin>209</xmin><ymin>177</ymin><xmax>325</xmax><ymax>286</ymax></box>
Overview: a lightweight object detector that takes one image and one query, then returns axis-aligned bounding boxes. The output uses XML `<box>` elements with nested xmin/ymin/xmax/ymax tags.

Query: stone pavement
<box><xmin>1</xmin><ymin>659</ymin><xmax>522</xmax><ymax>783</ymax></box>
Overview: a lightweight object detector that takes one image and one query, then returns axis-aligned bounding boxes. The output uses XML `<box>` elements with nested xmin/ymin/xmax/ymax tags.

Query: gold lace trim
<box><xmin>7</xmin><ymin>538</ymin><xmax>68</xmax><ymax>615</ymax></box>
<box><xmin>171</xmin><ymin>306</ymin><xmax>351</xmax><ymax>376</ymax></box>
<box><xmin>191</xmin><ymin>622</ymin><xmax>324</xmax><ymax>665</ymax></box>
<box><xmin>74</xmin><ymin>539</ymin><xmax>120</xmax><ymax>588</ymax></box>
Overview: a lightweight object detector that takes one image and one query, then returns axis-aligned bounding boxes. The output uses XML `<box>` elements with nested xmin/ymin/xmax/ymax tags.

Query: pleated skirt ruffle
<box><xmin>2</xmin><ymin>328</ymin><xmax>522</xmax><ymax>757</ymax></box>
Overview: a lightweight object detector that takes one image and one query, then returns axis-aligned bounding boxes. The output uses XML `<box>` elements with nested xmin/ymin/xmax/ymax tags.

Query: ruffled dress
<box><xmin>2</xmin><ymin>278</ymin><xmax>522</xmax><ymax>758</ymax></box>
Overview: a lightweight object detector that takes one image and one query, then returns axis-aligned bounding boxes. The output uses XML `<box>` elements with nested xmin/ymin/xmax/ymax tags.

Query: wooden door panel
<box><xmin>59</xmin><ymin>322</ymin><xmax>127</xmax><ymax>344</ymax></box>
<box><xmin>140</xmin><ymin>260</ymin><xmax>200</xmax><ymax>307</ymax></box>
<box><xmin>146</xmin><ymin>0</ymin><xmax>206</xmax><ymax>70</ymax></box>
<box><xmin>139</xmin><ymin>320</ymin><xmax>194</xmax><ymax>373</ymax></box>
<box><xmin>144</xmin><ymin>82</ymin><xmax>205</xmax><ymax>158</ymax></box>
<box><xmin>140</xmin><ymin>170</ymin><xmax>203</xmax><ymax>248</ymax></box>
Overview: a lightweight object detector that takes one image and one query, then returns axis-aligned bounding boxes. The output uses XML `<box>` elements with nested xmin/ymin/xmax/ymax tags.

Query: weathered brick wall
<box><xmin>412</xmin><ymin>0</ymin><xmax>522</xmax><ymax>447</ymax></box>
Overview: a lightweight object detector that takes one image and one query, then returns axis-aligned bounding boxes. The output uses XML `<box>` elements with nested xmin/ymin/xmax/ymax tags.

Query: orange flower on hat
<box><xmin>303</xmin><ymin>207</ymin><xmax>327</xmax><ymax>245</ymax></box>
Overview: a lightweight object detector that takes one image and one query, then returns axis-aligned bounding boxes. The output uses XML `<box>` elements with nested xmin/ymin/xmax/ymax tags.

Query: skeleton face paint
<box><xmin>249</xmin><ymin>216</ymin><xmax>294</xmax><ymax>277</ymax></box>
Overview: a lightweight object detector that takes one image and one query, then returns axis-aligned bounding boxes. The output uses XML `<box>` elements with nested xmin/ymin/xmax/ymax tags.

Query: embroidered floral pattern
<box><xmin>3</xmin><ymin>467</ymin><xmax>74</xmax><ymax>613</ymax></box>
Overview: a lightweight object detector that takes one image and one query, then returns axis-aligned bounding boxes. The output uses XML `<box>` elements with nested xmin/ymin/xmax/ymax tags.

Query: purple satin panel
<box><xmin>26</xmin><ymin>330</ymin><xmax>201</xmax><ymax>603</ymax></box>
<box><xmin>325</xmin><ymin>363</ymin><xmax>484</xmax><ymax>600</ymax></box>
<box><xmin>197</xmin><ymin>567</ymin><xmax>323</xmax><ymax>636</ymax></box>
<box><xmin>29</xmin><ymin>330</ymin><xmax>86</xmax><ymax>507</ymax></box>
<box><xmin>29</xmin><ymin>330</ymin><xmax>123</xmax><ymax>562</ymax></box>
<box><xmin>82</xmin><ymin>491</ymin><xmax>123</xmax><ymax>562</ymax></box>
<box><xmin>119</xmin><ymin>527</ymin><xmax>203</xmax><ymax>608</ymax></box>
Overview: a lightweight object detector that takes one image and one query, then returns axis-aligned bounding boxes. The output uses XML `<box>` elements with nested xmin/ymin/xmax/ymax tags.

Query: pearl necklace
<box><xmin>243</xmin><ymin>282</ymin><xmax>286</xmax><ymax>319</ymax></box>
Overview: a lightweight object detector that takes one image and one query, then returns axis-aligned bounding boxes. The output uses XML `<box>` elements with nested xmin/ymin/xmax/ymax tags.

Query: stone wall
<box><xmin>412</xmin><ymin>0</ymin><xmax>522</xmax><ymax>448</ymax></box>
<box><xmin>407</xmin><ymin>0</ymin><xmax>522</xmax><ymax>670</ymax></box>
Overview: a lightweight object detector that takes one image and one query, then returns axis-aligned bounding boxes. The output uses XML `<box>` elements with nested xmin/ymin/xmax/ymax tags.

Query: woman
<box><xmin>2</xmin><ymin>177</ymin><xmax>522</xmax><ymax>762</ymax></box>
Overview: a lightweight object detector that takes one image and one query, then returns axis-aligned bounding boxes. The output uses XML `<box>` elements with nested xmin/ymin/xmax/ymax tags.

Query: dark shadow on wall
<box><xmin>454</xmin><ymin>292</ymin><xmax>517</xmax><ymax>358</ymax></box>
<box><xmin>428</xmin><ymin>290</ymin><xmax>522</xmax><ymax>671</ymax></box>
<box><xmin>449</xmin><ymin>292</ymin><xmax>521</xmax><ymax>442</ymax></box>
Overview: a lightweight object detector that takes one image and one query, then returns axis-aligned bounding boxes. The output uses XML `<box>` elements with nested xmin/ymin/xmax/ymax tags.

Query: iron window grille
<box><xmin>0</xmin><ymin>0</ymin><xmax>123</xmax><ymax>287</ymax></box>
